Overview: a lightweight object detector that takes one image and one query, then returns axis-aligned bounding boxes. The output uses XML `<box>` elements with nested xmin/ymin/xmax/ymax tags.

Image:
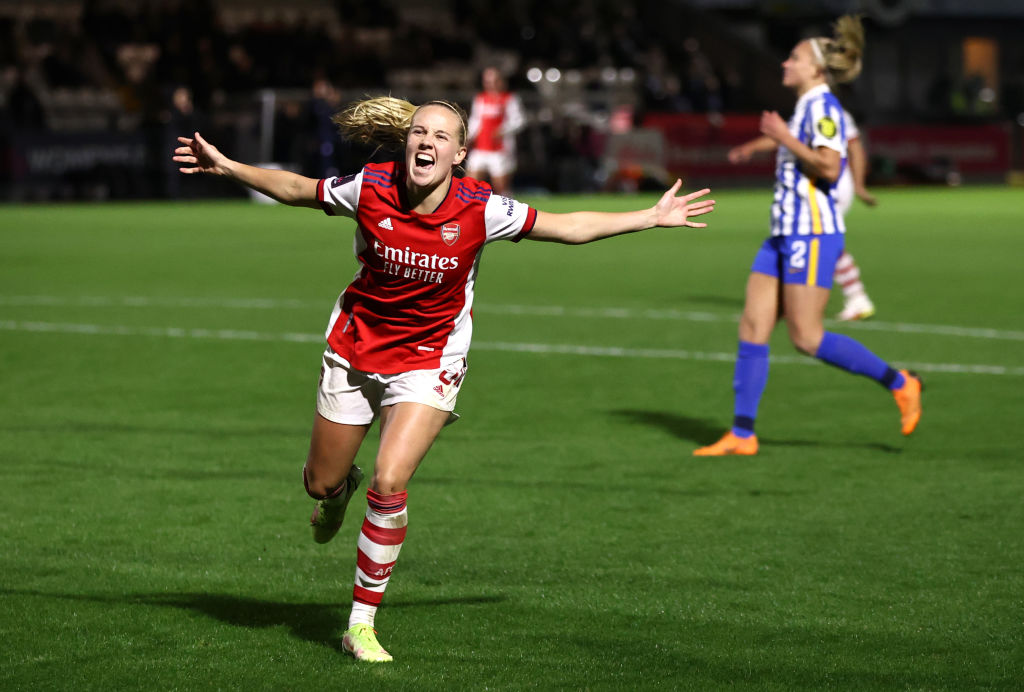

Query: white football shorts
<box><xmin>466</xmin><ymin>149</ymin><xmax>516</xmax><ymax>178</ymax></box>
<box><xmin>315</xmin><ymin>347</ymin><xmax>466</xmax><ymax>425</ymax></box>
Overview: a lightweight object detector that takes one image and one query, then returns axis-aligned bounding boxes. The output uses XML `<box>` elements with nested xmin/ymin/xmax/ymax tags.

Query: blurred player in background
<box><xmin>174</xmin><ymin>97</ymin><xmax>715</xmax><ymax>662</ymax></box>
<box><xmin>832</xmin><ymin>109</ymin><xmax>876</xmax><ymax>320</ymax></box>
<box><xmin>466</xmin><ymin>67</ymin><xmax>524</xmax><ymax>196</ymax></box>
<box><xmin>695</xmin><ymin>15</ymin><xmax>921</xmax><ymax>457</ymax></box>
<box><xmin>729</xmin><ymin>109</ymin><xmax>878</xmax><ymax>321</ymax></box>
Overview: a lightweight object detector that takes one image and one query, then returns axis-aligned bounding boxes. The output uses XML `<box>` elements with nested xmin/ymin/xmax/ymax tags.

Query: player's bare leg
<box><xmin>371</xmin><ymin>402</ymin><xmax>450</xmax><ymax>493</ymax></box>
<box><xmin>781</xmin><ymin>283</ymin><xmax>830</xmax><ymax>356</ymax></box>
<box><xmin>787</xmin><ymin>283</ymin><xmax>922</xmax><ymax>435</ymax></box>
<box><xmin>305</xmin><ymin>414</ymin><xmax>369</xmax><ymax>544</ymax></box>
<box><xmin>343</xmin><ymin>402</ymin><xmax>450</xmax><ymax>662</ymax></box>
<box><xmin>695</xmin><ymin>273</ymin><xmax>777</xmax><ymax>456</ymax></box>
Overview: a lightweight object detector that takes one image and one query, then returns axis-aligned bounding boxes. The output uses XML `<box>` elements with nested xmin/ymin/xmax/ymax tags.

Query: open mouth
<box><xmin>414</xmin><ymin>153</ymin><xmax>435</xmax><ymax>172</ymax></box>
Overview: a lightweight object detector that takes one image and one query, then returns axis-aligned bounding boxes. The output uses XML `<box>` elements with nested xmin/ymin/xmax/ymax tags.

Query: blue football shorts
<box><xmin>750</xmin><ymin>234</ymin><xmax>845</xmax><ymax>288</ymax></box>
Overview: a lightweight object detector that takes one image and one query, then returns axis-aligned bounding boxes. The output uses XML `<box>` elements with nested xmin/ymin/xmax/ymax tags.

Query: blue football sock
<box><xmin>731</xmin><ymin>341</ymin><xmax>770</xmax><ymax>438</ymax></box>
<box><xmin>814</xmin><ymin>331</ymin><xmax>903</xmax><ymax>389</ymax></box>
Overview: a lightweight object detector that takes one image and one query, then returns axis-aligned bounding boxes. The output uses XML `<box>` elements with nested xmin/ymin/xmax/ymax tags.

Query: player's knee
<box><xmin>787</xmin><ymin>327</ymin><xmax>822</xmax><ymax>355</ymax></box>
<box><xmin>739</xmin><ymin>314</ymin><xmax>770</xmax><ymax>343</ymax></box>
<box><xmin>303</xmin><ymin>464</ymin><xmax>345</xmax><ymax>499</ymax></box>
<box><xmin>369</xmin><ymin>471</ymin><xmax>408</xmax><ymax>497</ymax></box>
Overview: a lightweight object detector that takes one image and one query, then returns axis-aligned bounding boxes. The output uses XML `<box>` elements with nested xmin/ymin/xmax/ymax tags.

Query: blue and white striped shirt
<box><xmin>771</xmin><ymin>84</ymin><xmax>848</xmax><ymax>237</ymax></box>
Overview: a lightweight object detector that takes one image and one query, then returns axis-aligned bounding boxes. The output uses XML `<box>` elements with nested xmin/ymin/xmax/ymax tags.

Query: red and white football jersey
<box><xmin>316</xmin><ymin>161</ymin><xmax>537</xmax><ymax>373</ymax></box>
<box><xmin>467</xmin><ymin>91</ymin><xmax>524</xmax><ymax>154</ymax></box>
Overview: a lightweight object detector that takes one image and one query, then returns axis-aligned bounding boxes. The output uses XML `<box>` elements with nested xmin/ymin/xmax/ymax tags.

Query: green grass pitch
<box><xmin>1</xmin><ymin>185</ymin><xmax>1022</xmax><ymax>690</ymax></box>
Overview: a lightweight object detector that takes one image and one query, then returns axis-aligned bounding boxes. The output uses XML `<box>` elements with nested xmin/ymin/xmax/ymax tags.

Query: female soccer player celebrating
<box><xmin>694</xmin><ymin>16</ymin><xmax>921</xmax><ymax>457</ymax></box>
<box><xmin>173</xmin><ymin>97</ymin><xmax>715</xmax><ymax>662</ymax></box>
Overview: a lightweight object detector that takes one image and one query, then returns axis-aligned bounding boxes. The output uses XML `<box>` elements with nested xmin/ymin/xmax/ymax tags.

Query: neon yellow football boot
<box><xmin>342</xmin><ymin>623</ymin><xmax>393</xmax><ymax>662</ymax></box>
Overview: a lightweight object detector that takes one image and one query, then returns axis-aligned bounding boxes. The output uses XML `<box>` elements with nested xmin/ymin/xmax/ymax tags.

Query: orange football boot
<box><xmin>693</xmin><ymin>431</ymin><xmax>759</xmax><ymax>456</ymax></box>
<box><xmin>892</xmin><ymin>369</ymin><xmax>923</xmax><ymax>436</ymax></box>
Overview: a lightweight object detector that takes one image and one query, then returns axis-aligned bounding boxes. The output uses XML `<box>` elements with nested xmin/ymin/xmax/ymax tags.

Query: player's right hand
<box><xmin>728</xmin><ymin>146</ymin><xmax>751</xmax><ymax>164</ymax></box>
<box><xmin>856</xmin><ymin>187</ymin><xmax>878</xmax><ymax>207</ymax></box>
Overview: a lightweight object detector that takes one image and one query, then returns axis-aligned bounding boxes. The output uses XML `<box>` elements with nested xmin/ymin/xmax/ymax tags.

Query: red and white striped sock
<box><xmin>833</xmin><ymin>250</ymin><xmax>866</xmax><ymax>300</ymax></box>
<box><xmin>348</xmin><ymin>488</ymin><xmax>408</xmax><ymax>629</ymax></box>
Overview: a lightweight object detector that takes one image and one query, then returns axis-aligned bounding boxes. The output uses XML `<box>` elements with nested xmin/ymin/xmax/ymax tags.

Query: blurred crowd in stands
<box><xmin>1</xmin><ymin>0</ymin><xmax>746</xmax><ymax>197</ymax></box>
<box><xmin>1</xmin><ymin>0</ymin><xmax>1019</xmax><ymax>199</ymax></box>
<box><xmin>1</xmin><ymin>0</ymin><xmax>741</xmax><ymax>127</ymax></box>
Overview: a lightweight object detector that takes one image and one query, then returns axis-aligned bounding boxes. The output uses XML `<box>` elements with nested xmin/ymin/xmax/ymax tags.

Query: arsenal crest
<box><xmin>440</xmin><ymin>222</ymin><xmax>460</xmax><ymax>246</ymax></box>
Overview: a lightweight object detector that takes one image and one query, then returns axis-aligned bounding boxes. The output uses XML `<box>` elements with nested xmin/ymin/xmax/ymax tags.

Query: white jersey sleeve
<box><xmin>316</xmin><ymin>171</ymin><xmax>364</xmax><ymax>218</ymax></box>
<box><xmin>843</xmin><ymin>109</ymin><xmax>860</xmax><ymax>141</ymax></box>
<box><xmin>483</xmin><ymin>194</ymin><xmax>536</xmax><ymax>243</ymax></box>
<box><xmin>502</xmin><ymin>95</ymin><xmax>525</xmax><ymax>136</ymax></box>
<box><xmin>808</xmin><ymin>96</ymin><xmax>846</xmax><ymax>155</ymax></box>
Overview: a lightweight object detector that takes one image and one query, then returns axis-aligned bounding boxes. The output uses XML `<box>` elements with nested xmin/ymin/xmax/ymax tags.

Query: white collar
<box><xmin>795</xmin><ymin>83</ymin><xmax>831</xmax><ymax>110</ymax></box>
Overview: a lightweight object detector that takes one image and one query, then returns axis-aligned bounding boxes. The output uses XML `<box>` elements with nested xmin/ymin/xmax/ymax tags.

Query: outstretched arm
<box><xmin>728</xmin><ymin>135</ymin><xmax>778</xmax><ymax>164</ymax></box>
<box><xmin>173</xmin><ymin>132</ymin><xmax>321</xmax><ymax>209</ymax></box>
<box><xmin>527</xmin><ymin>180</ymin><xmax>715</xmax><ymax>244</ymax></box>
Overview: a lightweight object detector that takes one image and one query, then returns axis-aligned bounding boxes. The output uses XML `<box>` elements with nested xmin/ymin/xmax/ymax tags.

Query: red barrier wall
<box><xmin>641</xmin><ymin>113</ymin><xmax>1012</xmax><ymax>183</ymax></box>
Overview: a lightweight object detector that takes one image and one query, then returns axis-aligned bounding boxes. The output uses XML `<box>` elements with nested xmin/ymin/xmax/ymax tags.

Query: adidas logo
<box><xmin>378</xmin><ymin>217</ymin><xmax>394</xmax><ymax>230</ymax></box>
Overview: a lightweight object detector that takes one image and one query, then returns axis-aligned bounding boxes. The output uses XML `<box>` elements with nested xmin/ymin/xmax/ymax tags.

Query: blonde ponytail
<box><xmin>331</xmin><ymin>96</ymin><xmax>469</xmax><ymax>149</ymax></box>
<box><xmin>331</xmin><ymin>96</ymin><xmax>417</xmax><ymax>149</ymax></box>
<box><xmin>812</xmin><ymin>14</ymin><xmax>865</xmax><ymax>85</ymax></box>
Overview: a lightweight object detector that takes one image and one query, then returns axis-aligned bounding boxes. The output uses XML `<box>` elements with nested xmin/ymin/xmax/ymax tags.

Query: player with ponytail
<box><xmin>696</xmin><ymin>15</ymin><xmax>922</xmax><ymax>457</ymax></box>
<box><xmin>729</xmin><ymin>15</ymin><xmax>879</xmax><ymax>321</ymax></box>
<box><xmin>175</xmin><ymin>94</ymin><xmax>715</xmax><ymax>661</ymax></box>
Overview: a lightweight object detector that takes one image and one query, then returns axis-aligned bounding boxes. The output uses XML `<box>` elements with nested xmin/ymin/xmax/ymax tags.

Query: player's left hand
<box><xmin>654</xmin><ymin>179</ymin><xmax>715</xmax><ymax>228</ymax></box>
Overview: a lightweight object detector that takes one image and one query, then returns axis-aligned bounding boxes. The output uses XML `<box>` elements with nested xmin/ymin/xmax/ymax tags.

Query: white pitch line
<box><xmin>472</xmin><ymin>341</ymin><xmax>1024</xmax><ymax>376</ymax></box>
<box><xmin>1</xmin><ymin>320</ymin><xmax>1021</xmax><ymax>377</ymax></box>
<box><xmin>2</xmin><ymin>294</ymin><xmax>1022</xmax><ymax>342</ymax></box>
<box><xmin>0</xmin><ymin>320</ymin><xmax>321</xmax><ymax>344</ymax></box>
<box><xmin>474</xmin><ymin>303</ymin><xmax>1024</xmax><ymax>342</ymax></box>
<box><xmin>0</xmin><ymin>295</ymin><xmax>317</xmax><ymax>310</ymax></box>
